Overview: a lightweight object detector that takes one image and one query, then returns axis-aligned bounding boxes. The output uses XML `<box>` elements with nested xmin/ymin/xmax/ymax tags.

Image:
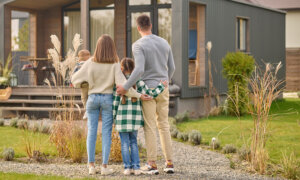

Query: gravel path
<box><xmin>0</xmin><ymin>126</ymin><xmax>283</xmax><ymax>180</ymax></box>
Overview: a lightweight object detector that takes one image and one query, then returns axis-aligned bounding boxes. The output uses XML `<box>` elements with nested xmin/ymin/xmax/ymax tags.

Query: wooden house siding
<box><xmin>172</xmin><ymin>0</ymin><xmax>286</xmax><ymax>98</ymax></box>
<box><xmin>286</xmin><ymin>48</ymin><xmax>300</xmax><ymax>91</ymax></box>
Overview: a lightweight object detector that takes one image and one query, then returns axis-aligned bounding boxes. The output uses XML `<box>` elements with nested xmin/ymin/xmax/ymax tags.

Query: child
<box><xmin>113</xmin><ymin>58</ymin><xmax>167</xmax><ymax>176</ymax></box>
<box><xmin>74</xmin><ymin>49</ymin><xmax>90</xmax><ymax>119</ymax></box>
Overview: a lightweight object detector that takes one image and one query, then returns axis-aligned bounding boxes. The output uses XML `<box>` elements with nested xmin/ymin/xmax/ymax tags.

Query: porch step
<box><xmin>1</xmin><ymin>107</ymin><xmax>85</xmax><ymax>112</ymax></box>
<box><xmin>1</xmin><ymin>99</ymin><xmax>83</xmax><ymax>105</ymax></box>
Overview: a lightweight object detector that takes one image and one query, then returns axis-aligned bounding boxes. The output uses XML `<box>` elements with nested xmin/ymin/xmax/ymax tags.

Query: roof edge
<box><xmin>230</xmin><ymin>0</ymin><xmax>286</xmax><ymax>14</ymax></box>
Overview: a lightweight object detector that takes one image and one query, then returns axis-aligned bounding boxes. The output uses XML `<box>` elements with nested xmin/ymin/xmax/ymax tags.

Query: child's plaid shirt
<box><xmin>113</xmin><ymin>80</ymin><xmax>165</xmax><ymax>132</ymax></box>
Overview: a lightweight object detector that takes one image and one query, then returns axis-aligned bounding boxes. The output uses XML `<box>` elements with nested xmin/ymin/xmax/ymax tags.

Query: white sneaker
<box><xmin>101</xmin><ymin>166</ymin><xmax>114</xmax><ymax>175</ymax></box>
<box><xmin>88</xmin><ymin>166</ymin><xmax>96</xmax><ymax>175</ymax></box>
<box><xmin>134</xmin><ymin>169</ymin><xmax>141</xmax><ymax>175</ymax></box>
<box><xmin>123</xmin><ymin>169</ymin><xmax>131</xmax><ymax>175</ymax></box>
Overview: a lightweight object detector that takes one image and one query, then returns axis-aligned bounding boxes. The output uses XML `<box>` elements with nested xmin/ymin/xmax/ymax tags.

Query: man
<box><xmin>116</xmin><ymin>15</ymin><xmax>175</xmax><ymax>175</ymax></box>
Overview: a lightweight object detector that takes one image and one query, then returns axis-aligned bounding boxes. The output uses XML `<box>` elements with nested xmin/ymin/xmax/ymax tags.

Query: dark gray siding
<box><xmin>172</xmin><ymin>0</ymin><xmax>286</xmax><ymax>98</ymax></box>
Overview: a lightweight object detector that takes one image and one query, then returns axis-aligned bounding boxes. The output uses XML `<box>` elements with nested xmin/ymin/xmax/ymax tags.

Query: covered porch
<box><xmin>0</xmin><ymin>0</ymin><xmax>173</xmax><ymax>86</ymax></box>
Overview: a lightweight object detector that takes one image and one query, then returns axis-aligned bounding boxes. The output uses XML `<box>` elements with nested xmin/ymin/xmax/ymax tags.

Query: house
<box><xmin>245</xmin><ymin>0</ymin><xmax>300</xmax><ymax>91</ymax></box>
<box><xmin>0</xmin><ymin>0</ymin><xmax>285</xmax><ymax>118</ymax></box>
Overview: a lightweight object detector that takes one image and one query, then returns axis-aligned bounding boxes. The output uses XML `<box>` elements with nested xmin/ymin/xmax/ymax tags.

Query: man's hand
<box><xmin>116</xmin><ymin>85</ymin><xmax>127</xmax><ymax>95</ymax></box>
<box><xmin>140</xmin><ymin>94</ymin><xmax>152</xmax><ymax>101</ymax></box>
<box><xmin>161</xmin><ymin>80</ymin><xmax>168</xmax><ymax>88</ymax></box>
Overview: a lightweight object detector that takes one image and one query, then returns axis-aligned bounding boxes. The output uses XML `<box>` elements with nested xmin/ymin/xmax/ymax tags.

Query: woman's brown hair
<box><xmin>93</xmin><ymin>34</ymin><xmax>119</xmax><ymax>63</ymax></box>
<box><xmin>120</xmin><ymin>58</ymin><xmax>135</xmax><ymax>74</ymax></box>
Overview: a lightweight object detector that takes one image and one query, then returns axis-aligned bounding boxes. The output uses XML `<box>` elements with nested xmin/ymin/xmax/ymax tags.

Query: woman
<box><xmin>71</xmin><ymin>35</ymin><xmax>150</xmax><ymax>175</ymax></box>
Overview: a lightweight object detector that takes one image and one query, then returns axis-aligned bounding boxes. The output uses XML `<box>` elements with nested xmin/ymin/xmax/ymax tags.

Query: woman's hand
<box><xmin>140</xmin><ymin>94</ymin><xmax>152</xmax><ymax>101</ymax></box>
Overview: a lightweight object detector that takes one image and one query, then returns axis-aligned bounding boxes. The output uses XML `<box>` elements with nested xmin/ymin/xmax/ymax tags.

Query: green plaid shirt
<box><xmin>113</xmin><ymin>80</ymin><xmax>165</xmax><ymax>132</ymax></box>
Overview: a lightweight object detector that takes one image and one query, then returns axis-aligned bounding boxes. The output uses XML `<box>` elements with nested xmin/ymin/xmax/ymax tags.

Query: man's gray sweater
<box><xmin>123</xmin><ymin>34</ymin><xmax>175</xmax><ymax>90</ymax></box>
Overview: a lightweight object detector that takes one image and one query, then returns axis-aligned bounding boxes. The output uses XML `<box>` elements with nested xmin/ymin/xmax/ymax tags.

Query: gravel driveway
<box><xmin>0</xmin><ymin>127</ymin><xmax>283</xmax><ymax>180</ymax></box>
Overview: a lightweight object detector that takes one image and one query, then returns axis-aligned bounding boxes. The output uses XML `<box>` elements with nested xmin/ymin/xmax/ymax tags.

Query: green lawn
<box><xmin>0</xmin><ymin>172</ymin><xmax>95</xmax><ymax>180</ymax></box>
<box><xmin>0</xmin><ymin>126</ymin><xmax>57</xmax><ymax>158</ymax></box>
<box><xmin>177</xmin><ymin>98</ymin><xmax>300</xmax><ymax>163</ymax></box>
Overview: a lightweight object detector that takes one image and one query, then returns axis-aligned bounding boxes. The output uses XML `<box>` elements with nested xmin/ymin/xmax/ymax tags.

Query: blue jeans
<box><xmin>86</xmin><ymin>93</ymin><xmax>113</xmax><ymax>164</ymax></box>
<box><xmin>119</xmin><ymin>131</ymin><xmax>140</xmax><ymax>170</ymax></box>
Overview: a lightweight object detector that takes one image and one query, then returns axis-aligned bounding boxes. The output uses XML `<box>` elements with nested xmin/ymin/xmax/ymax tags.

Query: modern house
<box><xmin>0</xmin><ymin>0</ymin><xmax>285</xmax><ymax>118</ymax></box>
<box><xmin>246</xmin><ymin>0</ymin><xmax>300</xmax><ymax>91</ymax></box>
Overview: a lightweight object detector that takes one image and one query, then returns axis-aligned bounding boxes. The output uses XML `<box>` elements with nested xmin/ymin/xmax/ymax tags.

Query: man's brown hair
<box><xmin>137</xmin><ymin>14</ymin><xmax>151</xmax><ymax>31</ymax></box>
<box><xmin>120</xmin><ymin>58</ymin><xmax>135</xmax><ymax>74</ymax></box>
<box><xmin>93</xmin><ymin>34</ymin><xmax>119</xmax><ymax>64</ymax></box>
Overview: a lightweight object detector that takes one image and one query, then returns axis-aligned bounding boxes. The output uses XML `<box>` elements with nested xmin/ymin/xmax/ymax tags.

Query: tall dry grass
<box><xmin>248</xmin><ymin>62</ymin><xmax>284</xmax><ymax>174</ymax></box>
<box><xmin>47</xmin><ymin>34</ymin><xmax>87</xmax><ymax>162</ymax></box>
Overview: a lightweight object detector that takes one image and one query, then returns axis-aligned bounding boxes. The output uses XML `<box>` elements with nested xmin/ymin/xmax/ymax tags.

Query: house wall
<box><xmin>172</xmin><ymin>0</ymin><xmax>286</xmax><ymax>99</ymax></box>
<box><xmin>286</xmin><ymin>10</ymin><xmax>300</xmax><ymax>48</ymax></box>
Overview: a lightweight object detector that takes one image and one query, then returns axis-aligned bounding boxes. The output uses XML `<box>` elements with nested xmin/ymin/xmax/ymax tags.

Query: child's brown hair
<box><xmin>78</xmin><ymin>49</ymin><xmax>91</xmax><ymax>61</ymax></box>
<box><xmin>120</xmin><ymin>58</ymin><xmax>137</xmax><ymax>104</ymax></box>
<box><xmin>120</xmin><ymin>58</ymin><xmax>135</xmax><ymax>74</ymax></box>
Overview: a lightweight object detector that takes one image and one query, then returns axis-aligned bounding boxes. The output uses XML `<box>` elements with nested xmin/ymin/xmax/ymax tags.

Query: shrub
<box><xmin>66</xmin><ymin>125</ymin><xmax>86</xmax><ymax>163</ymax></box>
<box><xmin>188</xmin><ymin>130</ymin><xmax>202</xmax><ymax>145</ymax></box>
<box><xmin>222</xmin><ymin>52</ymin><xmax>255</xmax><ymax>116</ymax></box>
<box><xmin>2</xmin><ymin>148</ymin><xmax>15</xmax><ymax>161</ymax></box>
<box><xmin>0</xmin><ymin>119</ymin><xmax>4</xmax><ymax>126</ymax></box>
<box><xmin>182</xmin><ymin>133</ymin><xmax>189</xmax><ymax>142</ymax></box>
<box><xmin>280</xmin><ymin>151</ymin><xmax>300</xmax><ymax>180</ymax></box>
<box><xmin>50</xmin><ymin>122</ymin><xmax>70</xmax><ymax>157</ymax></box>
<box><xmin>110</xmin><ymin>127</ymin><xmax>122</xmax><ymax>162</ymax></box>
<box><xmin>222</xmin><ymin>144</ymin><xmax>237</xmax><ymax>154</ymax></box>
<box><xmin>238</xmin><ymin>146</ymin><xmax>251</xmax><ymax>161</ymax></box>
<box><xmin>170</xmin><ymin>128</ymin><xmax>179</xmax><ymax>138</ymax></box>
<box><xmin>9</xmin><ymin>118</ymin><xmax>18</xmax><ymax>128</ymax></box>
<box><xmin>210</xmin><ymin>137</ymin><xmax>220</xmax><ymax>150</ymax></box>
<box><xmin>33</xmin><ymin>150</ymin><xmax>47</xmax><ymax>162</ymax></box>
<box><xmin>31</xmin><ymin>122</ymin><xmax>40</xmax><ymax>133</ymax></box>
<box><xmin>174</xmin><ymin>111</ymin><xmax>189</xmax><ymax>124</ymax></box>
<box><xmin>18</xmin><ymin>120</ymin><xmax>28</xmax><ymax>130</ymax></box>
<box><xmin>39</xmin><ymin>123</ymin><xmax>51</xmax><ymax>134</ymax></box>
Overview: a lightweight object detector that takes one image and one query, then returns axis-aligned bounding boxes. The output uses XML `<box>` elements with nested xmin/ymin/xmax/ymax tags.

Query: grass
<box><xmin>0</xmin><ymin>172</ymin><xmax>95</xmax><ymax>180</ymax></box>
<box><xmin>0</xmin><ymin>127</ymin><xmax>57</xmax><ymax>158</ymax></box>
<box><xmin>176</xmin><ymin>98</ymin><xmax>300</xmax><ymax>164</ymax></box>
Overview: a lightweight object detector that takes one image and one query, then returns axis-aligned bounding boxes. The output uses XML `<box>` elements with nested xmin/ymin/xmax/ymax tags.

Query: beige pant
<box><xmin>81</xmin><ymin>82</ymin><xmax>89</xmax><ymax>108</ymax></box>
<box><xmin>142</xmin><ymin>88</ymin><xmax>173</xmax><ymax>161</ymax></box>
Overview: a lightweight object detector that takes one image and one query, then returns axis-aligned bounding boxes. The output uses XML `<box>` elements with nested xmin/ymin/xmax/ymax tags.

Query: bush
<box><xmin>280</xmin><ymin>151</ymin><xmax>300</xmax><ymax>180</ymax></box>
<box><xmin>174</xmin><ymin>111</ymin><xmax>189</xmax><ymax>124</ymax></box>
<box><xmin>39</xmin><ymin>123</ymin><xmax>51</xmax><ymax>134</ymax></box>
<box><xmin>210</xmin><ymin>137</ymin><xmax>220</xmax><ymax>150</ymax></box>
<box><xmin>222</xmin><ymin>144</ymin><xmax>237</xmax><ymax>154</ymax></box>
<box><xmin>66</xmin><ymin>125</ymin><xmax>86</xmax><ymax>163</ymax></box>
<box><xmin>0</xmin><ymin>119</ymin><xmax>4</xmax><ymax>126</ymax></box>
<box><xmin>222</xmin><ymin>52</ymin><xmax>255</xmax><ymax>116</ymax></box>
<box><xmin>188</xmin><ymin>130</ymin><xmax>202</xmax><ymax>145</ymax></box>
<box><xmin>182</xmin><ymin>133</ymin><xmax>189</xmax><ymax>141</ymax></box>
<box><xmin>110</xmin><ymin>127</ymin><xmax>122</xmax><ymax>162</ymax></box>
<box><xmin>33</xmin><ymin>150</ymin><xmax>47</xmax><ymax>162</ymax></box>
<box><xmin>2</xmin><ymin>148</ymin><xmax>15</xmax><ymax>161</ymax></box>
<box><xmin>9</xmin><ymin>118</ymin><xmax>18</xmax><ymax>128</ymax></box>
<box><xmin>31</xmin><ymin>122</ymin><xmax>40</xmax><ymax>133</ymax></box>
<box><xmin>238</xmin><ymin>146</ymin><xmax>251</xmax><ymax>161</ymax></box>
<box><xmin>18</xmin><ymin>120</ymin><xmax>28</xmax><ymax>130</ymax></box>
<box><xmin>170</xmin><ymin>128</ymin><xmax>179</xmax><ymax>138</ymax></box>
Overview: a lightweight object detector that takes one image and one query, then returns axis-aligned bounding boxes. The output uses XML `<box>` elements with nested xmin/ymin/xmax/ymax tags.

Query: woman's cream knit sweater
<box><xmin>71</xmin><ymin>58</ymin><xmax>141</xmax><ymax>98</ymax></box>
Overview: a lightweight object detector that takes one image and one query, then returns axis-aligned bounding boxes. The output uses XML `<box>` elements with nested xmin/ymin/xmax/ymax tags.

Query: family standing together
<box><xmin>71</xmin><ymin>15</ymin><xmax>175</xmax><ymax>176</ymax></box>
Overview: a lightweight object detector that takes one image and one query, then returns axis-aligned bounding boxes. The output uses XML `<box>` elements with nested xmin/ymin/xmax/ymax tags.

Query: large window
<box><xmin>64</xmin><ymin>11</ymin><xmax>81</xmax><ymax>55</ymax></box>
<box><xmin>63</xmin><ymin>1</ymin><xmax>114</xmax><ymax>55</ymax></box>
<box><xmin>90</xmin><ymin>9</ymin><xmax>114</xmax><ymax>54</ymax></box>
<box><xmin>237</xmin><ymin>17</ymin><xmax>249</xmax><ymax>52</ymax></box>
<box><xmin>127</xmin><ymin>0</ymin><xmax>172</xmax><ymax>55</ymax></box>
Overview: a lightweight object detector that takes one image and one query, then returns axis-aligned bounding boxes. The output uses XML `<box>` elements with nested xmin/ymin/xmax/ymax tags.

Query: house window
<box><xmin>188</xmin><ymin>3</ymin><xmax>206</xmax><ymax>87</ymax></box>
<box><xmin>237</xmin><ymin>18</ymin><xmax>249</xmax><ymax>52</ymax></box>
